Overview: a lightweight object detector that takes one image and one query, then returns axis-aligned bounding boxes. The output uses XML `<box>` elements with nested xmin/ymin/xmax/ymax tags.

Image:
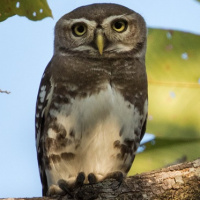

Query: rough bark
<box><xmin>2</xmin><ymin>158</ymin><xmax>200</xmax><ymax>200</ymax></box>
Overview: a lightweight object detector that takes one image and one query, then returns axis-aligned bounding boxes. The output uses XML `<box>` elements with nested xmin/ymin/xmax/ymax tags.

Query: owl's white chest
<box><xmin>46</xmin><ymin>84</ymin><xmax>145</xmax><ymax>186</ymax></box>
<box><xmin>69</xmin><ymin>84</ymin><xmax>142</xmax><ymax>141</ymax></box>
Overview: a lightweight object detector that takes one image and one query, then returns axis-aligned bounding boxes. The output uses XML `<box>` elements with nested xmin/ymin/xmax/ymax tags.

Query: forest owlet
<box><xmin>35</xmin><ymin>3</ymin><xmax>148</xmax><ymax>196</ymax></box>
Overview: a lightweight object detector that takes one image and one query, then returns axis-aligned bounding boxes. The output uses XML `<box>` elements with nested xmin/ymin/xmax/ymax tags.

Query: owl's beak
<box><xmin>96</xmin><ymin>32</ymin><xmax>104</xmax><ymax>55</ymax></box>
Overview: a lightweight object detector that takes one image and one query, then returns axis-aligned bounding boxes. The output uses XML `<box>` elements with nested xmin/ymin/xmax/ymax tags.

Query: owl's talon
<box><xmin>104</xmin><ymin>171</ymin><xmax>124</xmax><ymax>189</ymax></box>
<box><xmin>47</xmin><ymin>184</ymin><xmax>66</xmax><ymax>197</ymax></box>
<box><xmin>104</xmin><ymin>171</ymin><xmax>124</xmax><ymax>183</ymax></box>
<box><xmin>58</xmin><ymin>179</ymin><xmax>73</xmax><ymax>197</ymax></box>
<box><xmin>75</xmin><ymin>172</ymin><xmax>85</xmax><ymax>187</ymax></box>
<box><xmin>88</xmin><ymin>173</ymin><xmax>97</xmax><ymax>184</ymax></box>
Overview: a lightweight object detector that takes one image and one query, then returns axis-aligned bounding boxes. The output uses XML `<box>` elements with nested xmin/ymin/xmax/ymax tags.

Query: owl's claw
<box><xmin>57</xmin><ymin>172</ymin><xmax>85</xmax><ymax>197</ymax></box>
<box><xmin>104</xmin><ymin>171</ymin><xmax>124</xmax><ymax>188</ymax></box>
<box><xmin>105</xmin><ymin>171</ymin><xmax>124</xmax><ymax>182</ymax></box>
<box><xmin>47</xmin><ymin>184</ymin><xmax>66</xmax><ymax>197</ymax></box>
<box><xmin>75</xmin><ymin>172</ymin><xmax>85</xmax><ymax>187</ymax></box>
<box><xmin>58</xmin><ymin>179</ymin><xmax>73</xmax><ymax>198</ymax></box>
<box><xmin>88</xmin><ymin>173</ymin><xmax>97</xmax><ymax>184</ymax></box>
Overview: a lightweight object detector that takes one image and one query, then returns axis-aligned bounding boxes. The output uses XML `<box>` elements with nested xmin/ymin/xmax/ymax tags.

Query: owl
<box><xmin>35</xmin><ymin>3</ymin><xmax>148</xmax><ymax>196</ymax></box>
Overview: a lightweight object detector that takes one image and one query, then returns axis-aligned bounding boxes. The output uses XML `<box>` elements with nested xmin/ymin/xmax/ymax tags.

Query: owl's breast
<box><xmin>68</xmin><ymin>83</ymin><xmax>147</xmax><ymax>139</ymax></box>
<box><xmin>45</xmin><ymin>83</ymin><xmax>147</xmax><ymax>185</ymax></box>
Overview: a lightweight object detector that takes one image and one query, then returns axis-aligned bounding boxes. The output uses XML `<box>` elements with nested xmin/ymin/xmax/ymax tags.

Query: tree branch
<box><xmin>4</xmin><ymin>158</ymin><xmax>200</xmax><ymax>200</ymax></box>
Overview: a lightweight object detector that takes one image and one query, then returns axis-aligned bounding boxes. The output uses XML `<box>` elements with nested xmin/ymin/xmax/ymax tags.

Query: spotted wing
<box><xmin>35</xmin><ymin>60</ymin><xmax>53</xmax><ymax>196</ymax></box>
<box><xmin>140</xmin><ymin>115</ymin><xmax>147</xmax><ymax>142</ymax></box>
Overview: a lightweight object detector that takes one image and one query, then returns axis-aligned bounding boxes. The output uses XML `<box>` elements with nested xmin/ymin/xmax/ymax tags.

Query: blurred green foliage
<box><xmin>129</xmin><ymin>29</ymin><xmax>200</xmax><ymax>175</ymax></box>
<box><xmin>0</xmin><ymin>0</ymin><xmax>52</xmax><ymax>22</ymax></box>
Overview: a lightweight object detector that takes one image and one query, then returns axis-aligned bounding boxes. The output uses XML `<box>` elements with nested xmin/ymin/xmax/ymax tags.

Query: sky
<box><xmin>0</xmin><ymin>0</ymin><xmax>200</xmax><ymax>198</ymax></box>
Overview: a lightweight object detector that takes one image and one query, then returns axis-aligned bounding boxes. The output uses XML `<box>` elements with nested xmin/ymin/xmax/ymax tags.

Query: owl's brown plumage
<box><xmin>35</xmin><ymin>3</ymin><xmax>148</xmax><ymax>196</ymax></box>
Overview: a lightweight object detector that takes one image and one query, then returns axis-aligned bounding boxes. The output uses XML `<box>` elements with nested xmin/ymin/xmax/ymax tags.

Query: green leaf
<box><xmin>0</xmin><ymin>0</ymin><xmax>52</xmax><ymax>22</ymax></box>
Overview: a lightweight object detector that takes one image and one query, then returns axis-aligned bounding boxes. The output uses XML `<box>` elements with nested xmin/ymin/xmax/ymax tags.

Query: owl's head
<box><xmin>54</xmin><ymin>3</ymin><xmax>147</xmax><ymax>59</ymax></box>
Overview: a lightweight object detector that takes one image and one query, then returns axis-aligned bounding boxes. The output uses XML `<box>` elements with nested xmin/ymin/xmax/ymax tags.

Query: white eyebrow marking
<box><xmin>102</xmin><ymin>14</ymin><xmax>127</xmax><ymax>25</ymax></box>
<box><xmin>62</xmin><ymin>18</ymin><xmax>97</xmax><ymax>28</ymax></box>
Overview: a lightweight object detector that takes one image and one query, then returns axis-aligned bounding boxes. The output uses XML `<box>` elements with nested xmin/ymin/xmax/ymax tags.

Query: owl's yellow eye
<box><xmin>72</xmin><ymin>23</ymin><xmax>87</xmax><ymax>36</ymax></box>
<box><xmin>112</xmin><ymin>20</ymin><xmax>127</xmax><ymax>33</ymax></box>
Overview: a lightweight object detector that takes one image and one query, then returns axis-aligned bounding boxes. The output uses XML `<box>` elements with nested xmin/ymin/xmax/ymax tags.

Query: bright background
<box><xmin>0</xmin><ymin>0</ymin><xmax>200</xmax><ymax>198</ymax></box>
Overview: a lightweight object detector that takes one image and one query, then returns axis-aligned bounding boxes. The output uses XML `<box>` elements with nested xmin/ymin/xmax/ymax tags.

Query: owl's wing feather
<box><xmin>35</xmin><ymin>60</ymin><xmax>53</xmax><ymax>196</ymax></box>
<box><xmin>140</xmin><ymin>115</ymin><xmax>147</xmax><ymax>142</ymax></box>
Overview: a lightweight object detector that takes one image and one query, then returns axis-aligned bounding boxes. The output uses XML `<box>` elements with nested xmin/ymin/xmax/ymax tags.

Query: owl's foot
<box><xmin>47</xmin><ymin>184</ymin><xmax>66</xmax><ymax>197</ymax></box>
<box><xmin>58</xmin><ymin>179</ymin><xmax>73</xmax><ymax>197</ymax></box>
<box><xmin>88</xmin><ymin>171</ymin><xmax>124</xmax><ymax>186</ymax></box>
<box><xmin>75</xmin><ymin>172</ymin><xmax>86</xmax><ymax>187</ymax></box>
<box><xmin>58</xmin><ymin>172</ymin><xmax>86</xmax><ymax>197</ymax></box>
<box><xmin>103</xmin><ymin>171</ymin><xmax>124</xmax><ymax>188</ymax></box>
<box><xmin>104</xmin><ymin>171</ymin><xmax>124</xmax><ymax>182</ymax></box>
<box><xmin>88</xmin><ymin>173</ymin><xmax>97</xmax><ymax>184</ymax></box>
